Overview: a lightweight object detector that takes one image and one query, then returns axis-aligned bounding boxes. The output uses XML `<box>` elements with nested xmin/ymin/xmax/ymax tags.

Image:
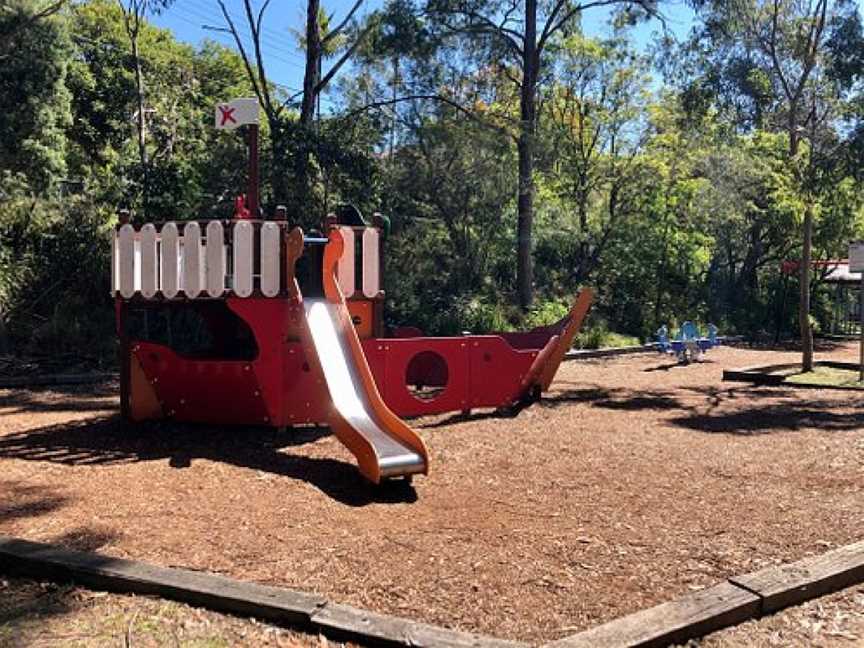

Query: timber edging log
<box><xmin>542</xmin><ymin>540</ymin><xmax>864</xmax><ymax>648</ymax></box>
<box><xmin>1</xmin><ymin>537</ymin><xmax>862</xmax><ymax>647</ymax></box>
<box><xmin>0</xmin><ymin>536</ymin><xmax>527</xmax><ymax>648</ymax></box>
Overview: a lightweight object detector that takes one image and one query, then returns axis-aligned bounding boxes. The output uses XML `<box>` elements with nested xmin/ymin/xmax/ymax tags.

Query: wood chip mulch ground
<box><xmin>0</xmin><ymin>576</ymin><xmax>335</xmax><ymax>647</ymax></box>
<box><xmin>694</xmin><ymin>583</ymin><xmax>864</xmax><ymax>647</ymax></box>
<box><xmin>1</xmin><ymin>342</ymin><xmax>863</xmax><ymax>644</ymax></box>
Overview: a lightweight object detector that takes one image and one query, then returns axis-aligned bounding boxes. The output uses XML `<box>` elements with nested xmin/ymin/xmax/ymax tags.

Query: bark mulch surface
<box><xmin>1</xmin><ymin>343</ymin><xmax>863</xmax><ymax>644</ymax></box>
<box><xmin>694</xmin><ymin>583</ymin><xmax>864</xmax><ymax>647</ymax></box>
<box><xmin>0</xmin><ymin>576</ymin><xmax>334</xmax><ymax>647</ymax></box>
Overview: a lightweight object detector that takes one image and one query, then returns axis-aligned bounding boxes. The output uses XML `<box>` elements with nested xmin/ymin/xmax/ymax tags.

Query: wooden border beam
<box><xmin>542</xmin><ymin>582</ymin><xmax>759</xmax><ymax>648</ymax></box>
<box><xmin>2</xmin><ymin>537</ymin><xmax>863</xmax><ymax>647</ymax></box>
<box><xmin>543</xmin><ymin>540</ymin><xmax>864</xmax><ymax>648</ymax></box>
<box><xmin>731</xmin><ymin>540</ymin><xmax>864</xmax><ymax>614</ymax></box>
<box><xmin>0</xmin><ymin>536</ymin><xmax>526</xmax><ymax>648</ymax></box>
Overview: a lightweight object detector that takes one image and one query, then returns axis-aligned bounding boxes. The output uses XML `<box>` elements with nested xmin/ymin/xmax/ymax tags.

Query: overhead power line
<box><xmin>182</xmin><ymin>0</ymin><xmax>305</xmax><ymax>55</ymax></box>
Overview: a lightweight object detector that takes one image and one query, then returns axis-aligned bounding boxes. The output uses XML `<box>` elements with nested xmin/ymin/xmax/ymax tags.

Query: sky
<box><xmin>145</xmin><ymin>0</ymin><xmax>758</xmax><ymax>109</ymax></box>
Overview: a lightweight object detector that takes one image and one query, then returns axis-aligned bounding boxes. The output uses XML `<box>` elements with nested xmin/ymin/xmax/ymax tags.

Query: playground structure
<box><xmin>656</xmin><ymin>322</ymin><xmax>720</xmax><ymax>363</ymax></box>
<box><xmin>111</xmin><ymin>215</ymin><xmax>593</xmax><ymax>484</ymax></box>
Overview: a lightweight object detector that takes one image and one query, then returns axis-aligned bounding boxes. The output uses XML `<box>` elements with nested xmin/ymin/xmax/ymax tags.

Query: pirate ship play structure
<box><xmin>111</xmin><ymin>100</ymin><xmax>592</xmax><ymax>484</ymax></box>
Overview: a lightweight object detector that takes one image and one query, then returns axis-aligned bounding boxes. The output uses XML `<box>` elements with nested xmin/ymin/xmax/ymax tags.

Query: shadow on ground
<box><xmin>0</xmin><ymin>578</ymin><xmax>80</xmax><ymax>633</ymax></box>
<box><xmin>542</xmin><ymin>384</ymin><xmax>686</xmax><ymax>411</ymax></box>
<box><xmin>539</xmin><ymin>381</ymin><xmax>864</xmax><ymax>436</ymax></box>
<box><xmin>0</xmin><ymin>382</ymin><xmax>117</xmax><ymax>415</ymax></box>
<box><xmin>0</xmin><ymin>482</ymin><xmax>69</xmax><ymax>525</ymax></box>
<box><xmin>669</xmin><ymin>398</ymin><xmax>864</xmax><ymax>435</ymax></box>
<box><xmin>0</xmin><ymin>418</ymin><xmax>417</xmax><ymax>507</ymax></box>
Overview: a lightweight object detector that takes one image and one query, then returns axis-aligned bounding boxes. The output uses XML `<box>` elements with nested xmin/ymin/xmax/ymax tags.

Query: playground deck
<box><xmin>1</xmin><ymin>343</ymin><xmax>863</xmax><ymax>643</ymax></box>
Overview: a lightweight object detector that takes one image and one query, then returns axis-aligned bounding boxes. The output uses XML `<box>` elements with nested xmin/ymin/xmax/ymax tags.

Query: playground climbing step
<box><xmin>0</xmin><ymin>536</ymin><xmax>525</xmax><ymax>648</ymax></box>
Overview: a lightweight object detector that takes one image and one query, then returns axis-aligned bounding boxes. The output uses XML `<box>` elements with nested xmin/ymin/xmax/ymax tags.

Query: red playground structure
<box><xmin>112</xmin><ymin>216</ymin><xmax>592</xmax><ymax>484</ymax></box>
<box><xmin>111</xmin><ymin>100</ymin><xmax>592</xmax><ymax>484</ymax></box>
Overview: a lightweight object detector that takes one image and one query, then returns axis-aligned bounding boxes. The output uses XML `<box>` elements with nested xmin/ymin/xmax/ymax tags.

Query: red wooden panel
<box><xmin>282</xmin><ymin>341</ymin><xmax>331</xmax><ymax>425</ymax></box>
<box><xmin>134</xmin><ymin>342</ymin><xmax>269</xmax><ymax>425</ymax></box>
<box><xmin>228</xmin><ymin>297</ymin><xmax>289</xmax><ymax>425</ymax></box>
<box><xmin>466</xmin><ymin>336</ymin><xmax>536</xmax><ymax>408</ymax></box>
<box><xmin>361</xmin><ymin>339</ymin><xmax>388</xmax><ymax>396</ymax></box>
<box><xmin>374</xmin><ymin>338</ymin><xmax>470</xmax><ymax>417</ymax></box>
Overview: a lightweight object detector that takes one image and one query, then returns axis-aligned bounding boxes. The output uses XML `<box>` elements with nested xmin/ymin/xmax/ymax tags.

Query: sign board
<box><xmin>215</xmin><ymin>98</ymin><xmax>259</xmax><ymax>130</ymax></box>
<box><xmin>850</xmin><ymin>241</ymin><xmax>864</xmax><ymax>273</ymax></box>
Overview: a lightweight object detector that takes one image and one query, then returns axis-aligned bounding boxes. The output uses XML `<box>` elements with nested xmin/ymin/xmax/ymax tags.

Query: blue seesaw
<box><xmin>656</xmin><ymin>322</ymin><xmax>720</xmax><ymax>364</ymax></box>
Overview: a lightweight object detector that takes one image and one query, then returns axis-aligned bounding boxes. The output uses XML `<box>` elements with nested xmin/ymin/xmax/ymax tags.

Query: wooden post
<box><xmin>858</xmin><ymin>274</ymin><xmax>863</xmax><ymax>382</ymax></box>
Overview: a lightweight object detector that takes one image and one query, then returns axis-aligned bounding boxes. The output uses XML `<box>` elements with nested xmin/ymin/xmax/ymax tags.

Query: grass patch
<box><xmin>785</xmin><ymin>366</ymin><xmax>864</xmax><ymax>388</ymax></box>
<box><xmin>576</xmin><ymin>328</ymin><xmax>642</xmax><ymax>350</ymax></box>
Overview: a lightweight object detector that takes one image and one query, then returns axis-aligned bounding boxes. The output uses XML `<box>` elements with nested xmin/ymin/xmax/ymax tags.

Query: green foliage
<box><xmin>575</xmin><ymin>321</ymin><xmax>641</xmax><ymax>349</ymax></box>
<box><xmin>0</xmin><ymin>0</ymin><xmax>72</xmax><ymax>192</ymax></box>
<box><xmin>2</xmin><ymin>0</ymin><xmax>864</xmax><ymax>360</ymax></box>
<box><xmin>523</xmin><ymin>300</ymin><xmax>571</xmax><ymax>329</ymax></box>
<box><xmin>0</xmin><ymin>173</ymin><xmax>115</xmax><ymax>357</ymax></box>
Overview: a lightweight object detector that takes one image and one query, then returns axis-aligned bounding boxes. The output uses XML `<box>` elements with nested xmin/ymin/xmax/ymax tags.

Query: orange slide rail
<box><xmin>298</xmin><ymin>229</ymin><xmax>428</xmax><ymax>483</ymax></box>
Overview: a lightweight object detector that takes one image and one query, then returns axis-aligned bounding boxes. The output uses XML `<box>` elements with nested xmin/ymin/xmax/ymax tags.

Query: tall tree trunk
<box><xmin>130</xmin><ymin>28</ymin><xmax>148</xmax><ymax>214</ymax></box>
<box><xmin>800</xmin><ymin>201</ymin><xmax>814</xmax><ymax>370</ymax></box>
<box><xmin>296</xmin><ymin>0</ymin><xmax>321</xmax><ymax>224</ymax></box>
<box><xmin>789</xmin><ymin>108</ymin><xmax>814</xmax><ymax>371</ymax></box>
<box><xmin>516</xmin><ymin>0</ymin><xmax>537</xmax><ymax>310</ymax></box>
<box><xmin>300</xmin><ymin>0</ymin><xmax>321</xmax><ymax>126</ymax></box>
<box><xmin>0</xmin><ymin>307</ymin><xmax>8</xmax><ymax>355</ymax></box>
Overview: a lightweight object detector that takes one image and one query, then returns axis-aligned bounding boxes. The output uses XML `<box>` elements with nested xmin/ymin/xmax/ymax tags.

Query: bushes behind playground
<box><xmin>402</xmin><ymin>294</ymin><xmax>640</xmax><ymax>350</ymax></box>
<box><xmin>0</xmin><ymin>176</ymin><xmax>116</xmax><ymax>363</ymax></box>
<box><xmin>0</xmin><ymin>186</ymin><xmax>637</xmax><ymax>363</ymax></box>
<box><xmin>575</xmin><ymin>327</ymin><xmax>641</xmax><ymax>350</ymax></box>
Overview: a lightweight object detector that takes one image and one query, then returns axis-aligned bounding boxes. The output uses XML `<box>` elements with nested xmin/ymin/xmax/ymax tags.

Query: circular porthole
<box><xmin>405</xmin><ymin>351</ymin><xmax>449</xmax><ymax>402</ymax></box>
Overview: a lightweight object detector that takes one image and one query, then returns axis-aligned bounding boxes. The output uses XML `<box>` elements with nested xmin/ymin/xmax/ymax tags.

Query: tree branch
<box><xmin>214</xmin><ymin>0</ymin><xmax>271</xmax><ymax>118</ymax></box>
<box><xmin>336</xmin><ymin>94</ymin><xmax>518</xmax><ymax>142</ymax></box>
<box><xmin>241</xmin><ymin>0</ymin><xmax>276</xmax><ymax>119</ymax></box>
<box><xmin>314</xmin><ymin>16</ymin><xmax>378</xmax><ymax>96</ymax></box>
<box><xmin>322</xmin><ymin>0</ymin><xmax>364</xmax><ymax>46</ymax></box>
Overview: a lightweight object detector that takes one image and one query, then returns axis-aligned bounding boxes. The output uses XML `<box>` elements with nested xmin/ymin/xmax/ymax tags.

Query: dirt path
<box><xmin>1</xmin><ymin>343</ymin><xmax>863</xmax><ymax>643</ymax></box>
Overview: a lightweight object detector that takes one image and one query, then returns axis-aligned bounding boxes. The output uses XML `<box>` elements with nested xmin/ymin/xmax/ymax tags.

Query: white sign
<box><xmin>215</xmin><ymin>98</ymin><xmax>259</xmax><ymax>130</ymax></box>
<box><xmin>850</xmin><ymin>241</ymin><xmax>864</xmax><ymax>274</ymax></box>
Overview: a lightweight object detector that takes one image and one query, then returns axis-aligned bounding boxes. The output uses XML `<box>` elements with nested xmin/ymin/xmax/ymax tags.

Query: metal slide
<box><xmin>303</xmin><ymin>298</ymin><xmax>428</xmax><ymax>482</ymax></box>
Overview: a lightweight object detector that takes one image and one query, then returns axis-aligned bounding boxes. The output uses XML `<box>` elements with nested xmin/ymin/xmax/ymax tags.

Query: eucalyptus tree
<box><xmin>425</xmin><ymin>0</ymin><xmax>659</xmax><ymax>309</ymax></box>
<box><xmin>116</xmin><ymin>0</ymin><xmax>173</xmax><ymax>213</ymax></box>
<box><xmin>541</xmin><ymin>32</ymin><xmax>651</xmax><ymax>285</ymax></box>
<box><xmin>687</xmin><ymin>0</ymin><xmax>864</xmax><ymax>369</ymax></box>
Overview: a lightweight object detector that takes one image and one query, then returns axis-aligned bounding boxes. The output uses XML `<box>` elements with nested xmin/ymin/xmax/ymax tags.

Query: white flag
<box><xmin>215</xmin><ymin>98</ymin><xmax>260</xmax><ymax>130</ymax></box>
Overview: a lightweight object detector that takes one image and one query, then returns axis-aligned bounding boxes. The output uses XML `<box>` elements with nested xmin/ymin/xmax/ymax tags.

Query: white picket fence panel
<box><xmin>362</xmin><ymin>228</ymin><xmax>380</xmax><ymax>298</ymax></box>
<box><xmin>232</xmin><ymin>221</ymin><xmax>254</xmax><ymax>297</ymax></box>
<box><xmin>205</xmin><ymin>220</ymin><xmax>226</xmax><ymax>298</ymax></box>
<box><xmin>112</xmin><ymin>221</ymin><xmax>383</xmax><ymax>300</ymax></box>
<box><xmin>117</xmin><ymin>224</ymin><xmax>136</xmax><ymax>299</ymax></box>
<box><xmin>140</xmin><ymin>224</ymin><xmax>158</xmax><ymax>298</ymax></box>
<box><xmin>182</xmin><ymin>222</ymin><xmax>203</xmax><ymax>298</ymax></box>
<box><xmin>260</xmin><ymin>222</ymin><xmax>280</xmax><ymax>297</ymax></box>
<box><xmin>161</xmin><ymin>223</ymin><xmax>180</xmax><ymax>299</ymax></box>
